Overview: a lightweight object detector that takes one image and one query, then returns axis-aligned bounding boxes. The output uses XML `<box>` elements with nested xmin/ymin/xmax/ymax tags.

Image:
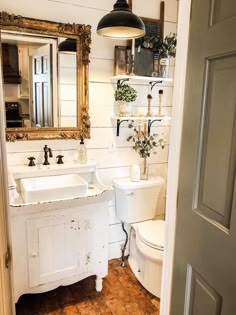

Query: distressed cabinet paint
<box><xmin>11</xmin><ymin>203</ymin><xmax>109</xmax><ymax>302</ymax></box>
<box><xmin>27</xmin><ymin>213</ymin><xmax>88</xmax><ymax>287</ymax></box>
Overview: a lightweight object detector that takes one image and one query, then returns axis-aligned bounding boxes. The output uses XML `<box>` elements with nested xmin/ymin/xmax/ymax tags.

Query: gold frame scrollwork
<box><xmin>0</xmin><ymin>11</ymin><xmax>91</xmax><ymax>141</ymax></box>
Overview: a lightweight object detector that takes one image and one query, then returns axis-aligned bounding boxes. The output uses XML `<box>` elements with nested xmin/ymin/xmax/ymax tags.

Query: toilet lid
<box><xmin>113</xmin><ymin>176</ymin><xmax>165</xmax><ymax>189</ymax></box>
<box><xmin>137</xmin><ymin>220</ymin><xmax>165</xmax><ymax>250</ymax></box>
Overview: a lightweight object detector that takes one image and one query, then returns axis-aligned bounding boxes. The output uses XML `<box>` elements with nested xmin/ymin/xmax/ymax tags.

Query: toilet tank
<box><xmin>113</xmin><ymin>177</ymin><xmax>165</xmax><ymax>223</ymax></box>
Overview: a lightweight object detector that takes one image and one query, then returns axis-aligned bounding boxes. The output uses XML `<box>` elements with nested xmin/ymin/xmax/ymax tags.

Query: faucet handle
<box><xmin>28</xmin><ymin>157</ymin><xmax>36</xmax><ymax>167</ymax></box>
<box><xmin>56</xmin><ymin>155</ymin><xmax>64</xmax><ymax>164</ymax></box>
<box><xmin>48</xmin><ymin>148</ymin><xmax>53</xmax><ymax>158</ymax></box>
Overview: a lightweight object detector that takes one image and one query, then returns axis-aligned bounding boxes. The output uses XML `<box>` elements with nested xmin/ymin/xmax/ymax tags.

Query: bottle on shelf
<box><xmin>130</xmin><ymin>164</ymin><xmax>141</xmax><ymax>182</ymax></box>
<box><xmin>78</xmin><ymin>138</ymin><xmax>87</xmax><ymax>164</ymax></box>
<box><xmin>152</xmin><ymin>53</ymin><xmax>160</xmax><ymax>77</ymax></box>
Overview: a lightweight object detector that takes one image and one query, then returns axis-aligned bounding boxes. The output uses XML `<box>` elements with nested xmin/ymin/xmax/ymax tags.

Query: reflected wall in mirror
<box><xmin>0</xmin><ymin>11</ymin><xmax>91</xmax><ymax>141</ymax></box>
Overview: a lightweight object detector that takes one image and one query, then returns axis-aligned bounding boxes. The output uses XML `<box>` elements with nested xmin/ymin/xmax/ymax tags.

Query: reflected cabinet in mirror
<box><xmin>0</xmin><ymin>11</ymin><xmax>91</xmax><ymax>141</ymax></box>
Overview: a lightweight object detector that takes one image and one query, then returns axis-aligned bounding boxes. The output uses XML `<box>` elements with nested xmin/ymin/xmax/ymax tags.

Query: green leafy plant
<box><xmin>140</xmin><ymin>35</ymin><xmax>162</xmax><ymax>50</ymax></box>
<box><xmin>138</xmin><ymin>33</ymin><xmax>177</xmax><ymax>58</ymax></box>
<box><xmin>127</xmin><ymin>126</ymin><xmax>166</xmax><ymax>159</ymax></box>
<box><xmin>158</xmin><ymin>33</ymin><xmax>177</xmax><ymax>58</ymax></box>
<box><xmin>114</xmin><ymin>84</ymin><xmax>137</xmax><ymax>103</ymax></box>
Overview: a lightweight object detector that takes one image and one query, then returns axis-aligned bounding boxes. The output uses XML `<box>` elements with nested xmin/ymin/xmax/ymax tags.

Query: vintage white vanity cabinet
<box><xmin>9</xmin><ymin>161</ymin><xmax>112</xmax><ymax>302</ymax></box>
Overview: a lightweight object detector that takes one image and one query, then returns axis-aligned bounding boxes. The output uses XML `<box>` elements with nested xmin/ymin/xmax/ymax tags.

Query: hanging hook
<box><xmin>117</xmin><ymin>78</ymin><xmax>130</xmax><ymax>88</ymax></box>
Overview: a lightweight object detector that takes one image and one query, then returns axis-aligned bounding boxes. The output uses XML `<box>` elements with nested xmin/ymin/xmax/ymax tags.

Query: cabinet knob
<box><xmin>31</xmin><ymin>252</ymin><xmax>38</xmax><ymax>258</ymax></box>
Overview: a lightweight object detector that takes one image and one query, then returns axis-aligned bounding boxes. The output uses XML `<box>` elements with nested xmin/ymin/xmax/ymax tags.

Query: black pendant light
<box><xmin>97</xmin><ymin>0</ymin><xmax>145</xmax><ymax>40</ymax></box>
<box><xmin>58</xmin><ymin>38</ymin><xmax>76</xmax><ymax>53</ymax></box>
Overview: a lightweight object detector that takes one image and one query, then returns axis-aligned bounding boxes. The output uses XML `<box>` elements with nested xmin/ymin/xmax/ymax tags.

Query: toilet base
<box><xmin>128</xmin><ymin>227</ymin><xmax>163</xmax><ymax>298</ymax></box>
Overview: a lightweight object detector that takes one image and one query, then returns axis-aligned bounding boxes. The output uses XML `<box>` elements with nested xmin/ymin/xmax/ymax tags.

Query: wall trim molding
<box><xmin>160</xmin><ymin>0</ymin><xmax>192</xmax><ymax>314</ymax></box>
<box><xmin>0</xmin><ymin>48</ymin><xmax>15</xmax><ymax>315</ymax></box>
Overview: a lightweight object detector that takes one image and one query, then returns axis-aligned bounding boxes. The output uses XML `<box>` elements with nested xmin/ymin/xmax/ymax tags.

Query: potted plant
<box><xmin>136</xmin><ymin>33</ymin><xmax>177</xmax><ymax>77</ymax></box>
<box><xmin>115</xmin><ymin>83</ymin><xmax>137</xmax><ymax>116</ymax></box>
<box><xmin>127</xmin><ymin>125</ymin><xmax>165</xmax><ymax>179</ymax></box>
<box><xmin>157</xmin><ymin>33</ymin><xmax>177</xmax><ymax>77</ymax></box>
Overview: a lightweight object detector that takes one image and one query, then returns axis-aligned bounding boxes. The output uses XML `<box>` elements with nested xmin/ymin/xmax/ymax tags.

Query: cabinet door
<box><xmin>27</xmin><ymin>213</ymin><xmax>88</xmax><ymax>288</ymax></box>
<box><xmin>18</xmin><ymin>47</ymin><xmax>29</xmax><ymax>98</ymax></box>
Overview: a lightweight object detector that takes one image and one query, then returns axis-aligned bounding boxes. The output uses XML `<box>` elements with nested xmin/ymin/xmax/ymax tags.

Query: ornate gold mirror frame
<box><xmin>0</xmin><ymin>11</ymin><xmax>91</xmax><ymax>141</ymax></box>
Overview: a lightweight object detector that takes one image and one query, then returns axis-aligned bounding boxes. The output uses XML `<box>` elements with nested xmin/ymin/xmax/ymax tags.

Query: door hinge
<box><xmin>190</xmin><ymin>0</ymin><xmax>193</xmax><ymax>21</ymax></box>
<box><xmin>5</xmin><ymin>246</ymin><xmax>10</xmax><ymax>269</ymax></box>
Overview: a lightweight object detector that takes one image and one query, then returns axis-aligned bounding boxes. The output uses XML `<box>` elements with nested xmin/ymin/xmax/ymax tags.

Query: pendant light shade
<box><xmin>97</xmin><ymin>0</ymin><xmax>145</xmax><ymax>40</ymax></box>
<box><xmin>58</xmin><ymin>38</ymin><xmax>76</xmax><ymax>53</ymax></box>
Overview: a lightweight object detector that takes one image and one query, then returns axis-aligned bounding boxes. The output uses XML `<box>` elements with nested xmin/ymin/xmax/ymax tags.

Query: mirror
<box><xmin>0</xmin><ymin>11</ymin><xmax>91</xmax><ymax>141</ymax></box>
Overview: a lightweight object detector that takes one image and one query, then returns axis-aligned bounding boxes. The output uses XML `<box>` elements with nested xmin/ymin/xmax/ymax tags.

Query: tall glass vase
<box><xmin>140</xmin><ymin>157</ymin><xmax>149</xmax><ymax>180</ymax></box>
<box><xmin>159</xmin><ymin>56</ymin><xmax>170</xmax><ymax>78</ymax></box>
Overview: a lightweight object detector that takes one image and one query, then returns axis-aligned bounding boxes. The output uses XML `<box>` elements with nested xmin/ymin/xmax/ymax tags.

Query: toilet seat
<box><xmin>135</xmin><ymin>220</ymin><xmax>165</xmax><ymax>262</ymax></box>
<box><xmin>137</xmin><ymin>220</ymin><xmax>165</xmax><ymax>250</ymax></box>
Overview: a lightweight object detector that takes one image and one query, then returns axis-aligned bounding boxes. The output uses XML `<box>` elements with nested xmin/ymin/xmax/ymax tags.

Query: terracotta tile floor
<box><xmin>16</xmin><ymin>259</ymin><xmax>160</xmax><ymax>315</ymax></box>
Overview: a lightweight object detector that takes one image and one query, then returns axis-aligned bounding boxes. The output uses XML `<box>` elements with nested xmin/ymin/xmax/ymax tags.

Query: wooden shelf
<box><xmin>111</xmin><ymin>75</ymin><xmax>172</xmax><ymax>86</ymax></box>
<box><xmin>111</xmin><ymin>75</ymin><xmax>172</xmax><ymax>136</ymax></box>
<box><xmin>112</xmin><ymin>116</ymin><xmax>171</xmax><ymax>136</ymax></box>
<box><xmin>112</xmin><ymin>115</ymin><xmax>171</xmax><ymax>121</ymax></box>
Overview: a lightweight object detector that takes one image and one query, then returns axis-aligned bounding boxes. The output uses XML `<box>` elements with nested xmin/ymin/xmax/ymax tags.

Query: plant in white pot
<box><xmin>114</xmin><ymin>83</ymin><xmax>137</xmax><ymax>116</ymax></box>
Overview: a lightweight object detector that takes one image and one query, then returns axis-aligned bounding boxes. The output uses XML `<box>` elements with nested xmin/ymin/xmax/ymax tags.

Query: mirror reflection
<box><xmin>1</xmin><ymin>31</ymin><xmax>77</xmax><ymax>129</ymax></box>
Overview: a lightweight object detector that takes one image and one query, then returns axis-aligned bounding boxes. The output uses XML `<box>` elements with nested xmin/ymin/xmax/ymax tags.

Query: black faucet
<box><xmin>43</xmin><ymin>145</ymin><xmax>53</xmax><ymax>165</ymax></box>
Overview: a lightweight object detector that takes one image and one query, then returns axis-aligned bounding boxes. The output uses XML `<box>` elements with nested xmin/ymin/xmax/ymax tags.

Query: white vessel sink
<box><xmin>20</xmin><ymin>174</ymin><xmax>88</xmax><ymax>203</ymax></box>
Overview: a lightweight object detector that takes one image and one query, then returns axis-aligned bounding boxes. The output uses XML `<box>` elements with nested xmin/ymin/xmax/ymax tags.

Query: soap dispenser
<box><xmin>78</xmin><ymin>138</ymin><xmax>87</xmax><ymax>164</ymax></box>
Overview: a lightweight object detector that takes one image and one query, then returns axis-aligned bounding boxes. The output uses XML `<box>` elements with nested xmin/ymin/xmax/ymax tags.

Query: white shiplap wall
<box><xmin>2</xmin><ymin>0</ymin><xmax>178</xmax><ymax>259</ymax></box>
<box><xmin>58</xmin><ymin>53</ymin><xmax>77</xmax><ymax>127</ymax></box>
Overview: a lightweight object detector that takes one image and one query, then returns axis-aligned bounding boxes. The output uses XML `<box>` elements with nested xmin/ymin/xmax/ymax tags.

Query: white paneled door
<box><xmin>171</xmin><ymin>0</ymin><xmax>236</xmax><ymax>314</ymax></box>
<box><xmin>31</xmin><ymin>44</ymin><xmax>52</xmax><ymax>128</ymax></box>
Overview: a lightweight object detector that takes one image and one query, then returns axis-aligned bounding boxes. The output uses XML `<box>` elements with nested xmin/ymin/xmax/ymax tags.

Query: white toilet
<box><xmin>113</xmin><ymin>176</ymin><xmax>165</xmax><ymax>298</ymax></box>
